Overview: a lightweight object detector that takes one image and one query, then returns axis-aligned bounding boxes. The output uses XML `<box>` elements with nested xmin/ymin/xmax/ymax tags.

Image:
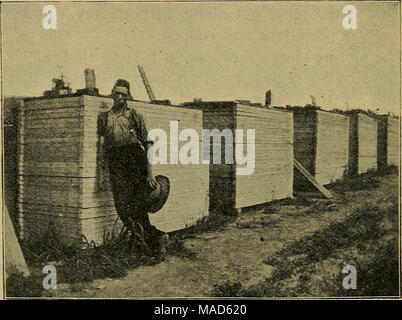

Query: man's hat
<box><xmin>112</xmin><ymin>79</ymin><xmax>133</xmax><ymax>100</ymax></box>
<box><xmin>146</xmin><ymin>175</ymin><xmax>170</xmax><ymax>214</ymax></box>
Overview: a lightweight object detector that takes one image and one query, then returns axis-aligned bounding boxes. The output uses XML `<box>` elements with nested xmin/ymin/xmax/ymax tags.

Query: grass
<box><xmin>178</xmin><ymin>211</ymin><xmax>237</xmax><ymax>236</ymax></box>
<box><xmin>12</xmin><ymin>221</ymin><xmax>166</xmax><ymax>294</ymax></box>
<box><xmin>167</xmin><ymin>212</ymin><xmax>237</xmax><ymax>259</ymax></box>
<box><xmin>6</xmin><ymin>266</ymin><xmax>44</xmax><ymax>297</ymax></box>
<box><xmin>328</xmin><ymin>166</ymin><xmax>398</xmax><ymax>192</ymax></box>
<box><xmin>9</xmin><ymin>213</ymin><xmax>220</xmax><ymax>296</ymax></box>
<box><xmin>329</xmin><ymin>241</ymin><xmax>399</xmax><ymax>297</ymax></box>
<box><xmin>9</xmin><ymin>217</ymin><xmax>203</xmax><ymax>297</ymax></box>
<box><xmin>213</xmin><ymin>280</ymin><xmax>243</xmax><ymax>297</ymax></box>
<box><xmin>166</xmin><ymin>237</ymin><xmax>198</xmax><ymax>260</ymax></box>
<box><xmin>376</xmin><ymin>165</ymin><xmax>399</xmax><ymax>176</ymax></box>
<box><xmin>262</xmin><ymin>201</ymin><xmax>395</xmax><ymax>269</ymax></box>
<box><xmin>212</xmin><ymin>196</ymin><xmax>399</xmax><ymax>297</ymax></box>
<box><xmin>9</xmin><ymin>167</ymin><xmax>399</xmax><ymax>297</ymax></box>
<box><xmin>328</xmin><ymin>170</ymin><xmax>380</xmax><ymax>192</ymax></box>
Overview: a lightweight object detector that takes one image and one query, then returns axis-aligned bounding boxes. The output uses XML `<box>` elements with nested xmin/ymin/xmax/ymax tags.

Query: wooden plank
<box><xmin>5</xmin><ymin>207</ymin><xmax>30</xmax><ymax>278</ymax></box>
<box><xmin>294</xmin><ymin>159</ymin><xmax>333</xmax><ymax>199</ymax></box>
<box><xmin>23</xmin><ymin>96</ymin><xmax>83</xmax><ymax>111</ymax></box>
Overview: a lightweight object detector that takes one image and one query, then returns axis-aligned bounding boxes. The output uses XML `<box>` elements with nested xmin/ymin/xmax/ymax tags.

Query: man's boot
<box><xmin>156</xmin><ymin>233</ymin><xmax>169</xmax><ymax>260</ymax></box>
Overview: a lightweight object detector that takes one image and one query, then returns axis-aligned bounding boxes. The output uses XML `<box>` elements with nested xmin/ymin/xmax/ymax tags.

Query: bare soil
<box><xmin>46</xmin><ymin>172</ymin><xmax>398</xmax><ymax>298</ymax></box>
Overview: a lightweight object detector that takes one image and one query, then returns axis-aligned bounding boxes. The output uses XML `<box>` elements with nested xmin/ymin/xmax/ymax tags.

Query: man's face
<box><xmin>112</xmin><ymin>88</ymin><xmax>128</xmax><ymax>107</ymax></box>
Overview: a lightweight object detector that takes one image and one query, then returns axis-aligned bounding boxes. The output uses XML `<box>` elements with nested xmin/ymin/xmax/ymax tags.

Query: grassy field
<box><xmin>6</xmin><ymin>168</ymin><xmax>400</xmax><ymax>298</ymax></box>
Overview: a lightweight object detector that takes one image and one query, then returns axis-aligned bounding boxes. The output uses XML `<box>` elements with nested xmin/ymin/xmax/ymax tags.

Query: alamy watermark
<box><xmin>342</xmin><ymin>265</ymin><xmax>357</xmax><ymax>289</ymax></box>
<box><xmin>42</xmin><ymin>5</ymin><xmax>57</xmax><ymax>30</ymax></box>
<box><xmin>42</xmin><ymin>265</ymin><xmax>57</xmax><ymax>290</ymax></box>
<box><xmin>147</xmin><ymin>121</ymin><xmax>256</xmax><ymax>176</ymax></box>
<box><xmin>343</xmin><ymin>5</ymin><xmax>357</xmax><ymax>30</ymax></box>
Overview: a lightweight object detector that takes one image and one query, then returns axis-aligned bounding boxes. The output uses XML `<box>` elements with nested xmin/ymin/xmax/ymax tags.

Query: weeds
<box><xmin>327</xmin><ymin>166</ymin><xmax>397</xmax><ymax>192</ymax></box>
<box><xmin>178</xmin><ymin>212</ymin><xmax>236</xmax><ymax>236</ymax></box>
<box><xmin>212</xmin><ymin>198</ymin><xmax>398</xmax><ymax>297</ymax></box>
<box><xmin>264</xmin><ymin>201</ymin><xmax>395</xmax><ymax>269</ymax></box>
<box><xmin>213</xmin><ymin>280</ymin><xmax>243</xmax><ymax>297</ymax></box>
<box><xmin>331</xmin><ymin>241</ymin><xmax>399</xmax><ymax>297</ymax></box>
<box><xmin>14</xmin><ymin>215</ymin><xmax>201</xmax><ymax>296</ymax></box>
<box><xmin>11</xmin><ymin>168</ymin><xmax>399</xmax><ymax>298</ymax></box>
<box><xmin>6</xmin><ymin>266</ymin><xmax>44</xmax><ymax>297</ymax></box>
<box><xmin>329</xmin><ymin>171</ymin><xmax>380</xmax><ymax>192</ymax></box>
<box><xmin>376</xmin><ymin>165</ymin><xmax>398</xmax><ymax>176</ymax></box>
<box><xmin>18</xmin><ymin>221</ymin><xmax>165</xmax><ymax>289</ymax></box>
<box><xmin>166</xmin><ymin>237</ymin><xmax>197</xmax><ymax>260</ymax></box>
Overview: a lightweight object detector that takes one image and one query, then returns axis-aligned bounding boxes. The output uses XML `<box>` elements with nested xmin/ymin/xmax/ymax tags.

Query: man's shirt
<box><xmin>97</xmin><ymin>105</ymin><xmax>149</xmax><ymax>150</ymax></box>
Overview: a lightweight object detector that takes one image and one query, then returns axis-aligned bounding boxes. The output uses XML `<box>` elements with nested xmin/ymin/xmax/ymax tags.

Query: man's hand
<box><xmin>147</xmin><ymin>176</ymin><xmax>157</xmax><ymax>190</ymax></box>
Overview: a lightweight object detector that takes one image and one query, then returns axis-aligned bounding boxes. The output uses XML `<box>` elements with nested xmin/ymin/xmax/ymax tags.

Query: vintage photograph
<box><xmin>1</xmin><ymin>1</ymin><xmax>400</xmax><ymax>299</ymax></box>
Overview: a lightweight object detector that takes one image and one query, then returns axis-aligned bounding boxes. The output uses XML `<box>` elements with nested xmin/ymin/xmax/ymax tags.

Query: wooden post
<box><xmin>85</xmin><ymin>69</ymin><xmax>96</xmax><ymax>89</ymax></box>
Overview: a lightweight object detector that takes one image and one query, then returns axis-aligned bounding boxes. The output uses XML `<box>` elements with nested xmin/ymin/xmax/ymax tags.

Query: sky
<box><xmin>2</xmin><ymin>2</ymin><xmax>400</xmax><ymax>114</ymax></box>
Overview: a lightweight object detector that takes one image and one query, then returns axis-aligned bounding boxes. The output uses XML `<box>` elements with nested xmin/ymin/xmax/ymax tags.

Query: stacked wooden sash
<box><xmin>186</xmin><ymin>101</ymin><xmax>294</xmax><ymax>213</ymax></box>
<box><xmin>377</xmin><ymin>115</ymin><xmax>399</xmax><ymax>169</ymax></box>
<box><xmin>4</xmin><ymin>97</ymin><xmax>23</xmax><ymax>235</ymax></box>
<box><xmin>348</xmin><ymin>112</ymin><xmax>378</xmax><ymax>175</ymax></box>
<box><xmin>18</xmin><ymin>95</ymin><xmax>209</xmax><ymax>245</ymax></box>
<box><xmin>292</xmin><ymin>107</ymin><xmax>350</xmax><ymax>185</ymax></box>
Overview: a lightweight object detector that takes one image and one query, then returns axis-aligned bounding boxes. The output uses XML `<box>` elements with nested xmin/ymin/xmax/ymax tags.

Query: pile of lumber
<box><xmin>18</xmin><ymin>95</ymin><xmax>209</xmax><ymax>246</ymax></box>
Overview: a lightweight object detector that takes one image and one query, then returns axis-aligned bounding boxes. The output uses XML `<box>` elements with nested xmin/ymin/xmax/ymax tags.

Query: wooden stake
<box><xmin>294</xmin><ymin>158</ymin><xmax>333</xmax><ymax>199</ymax></box>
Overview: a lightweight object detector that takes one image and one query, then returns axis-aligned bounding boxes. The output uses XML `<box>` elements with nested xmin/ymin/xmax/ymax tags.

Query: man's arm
<box><xmin>97</xmin><ymin>113</ymin><xmax>108</xmax><ymax>191</ymax></box>
<box><xmin>135</xmin><ymin>112</ymin><xmax>157</xmax><ymax>189</ymax></box>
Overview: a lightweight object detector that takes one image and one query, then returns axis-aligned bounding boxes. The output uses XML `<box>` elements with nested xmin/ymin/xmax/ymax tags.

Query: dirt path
<box><xmin>53</xmin><ymin>174</ymin><xmax>397</xmax><ymax>298</ymax></box>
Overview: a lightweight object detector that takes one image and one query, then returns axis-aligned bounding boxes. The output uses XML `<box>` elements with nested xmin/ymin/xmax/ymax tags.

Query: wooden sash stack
<box><xmin>349</xmin><ymin>113</ymin><xmax>378</xmax><ymax>175</ymax></box>
<box><xmin>292</xmin><ymin>107</ymin><xmax>350</xmax><ymax>186</ymax></box>
<box><xmin>377</xmin><ymin>115</ymin><xmax>399</xmax><ymax>169</ymax></box>
<box><xmin>18</xmin><ymin>95</ymin><xmax>209</xmax><ymax>246</ymax></box>
<box><xmin>186</xmin><ymin>101</ymin><xmax>294</xmax><ymax>214</ymax></box>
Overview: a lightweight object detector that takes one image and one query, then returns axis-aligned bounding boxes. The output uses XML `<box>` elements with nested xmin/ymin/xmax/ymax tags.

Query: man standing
<box><xmin>97</xmin><ymin>79</ymin><xmax>168</xmax><ymax>259</ymax></box>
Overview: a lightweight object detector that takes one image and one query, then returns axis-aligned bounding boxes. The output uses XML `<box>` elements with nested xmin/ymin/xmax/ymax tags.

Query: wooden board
<box><xmin>294</xmin><ymin>159</ymin><xmax>333</xmax><ymax>199</ymax></box>
<box><xmin>5</xmin><ymin>207</ymin><xmax>30</xmax><ymax>278</ymax></box>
